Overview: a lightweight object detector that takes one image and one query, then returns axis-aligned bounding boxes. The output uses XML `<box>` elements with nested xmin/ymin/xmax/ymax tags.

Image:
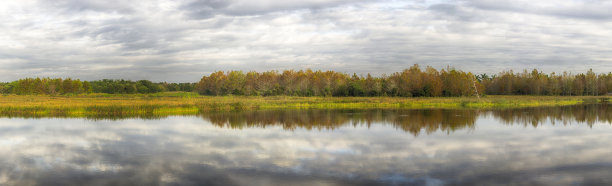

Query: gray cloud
<box><xmin>42</xmin><ymin>0</ymin><xmax>136</xmax><ymax>14</ymax></box>
<box><xmin>462</xmin><ymin>0</ymin><xmax>612</xmax><ymax>20</ymax></box>
<box><xmin>0</xmin><ymin>0</ymin><xmax>610</xmax><ymax>82</ymax></box>
<box><xmin>181</xmin><ymin>0</ymin><xmax>377</xmax><ymax>19</ymax></box>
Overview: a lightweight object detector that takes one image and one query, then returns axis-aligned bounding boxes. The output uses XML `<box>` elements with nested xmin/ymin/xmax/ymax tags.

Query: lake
<box><xmin>0</xmin><ymin>104</ymin><xmax>611</xmax><ymax>185</ymax></box>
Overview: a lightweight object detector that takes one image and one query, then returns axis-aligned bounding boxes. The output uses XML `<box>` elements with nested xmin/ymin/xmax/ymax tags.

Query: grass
<box><xmin>0</xmin><ymin>92</ymin><xmax>608</xmax><ymax>118</ymax></box>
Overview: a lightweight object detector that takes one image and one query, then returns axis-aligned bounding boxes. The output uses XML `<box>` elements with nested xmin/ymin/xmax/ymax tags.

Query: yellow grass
<box><xmin>0</xmin><ymin>92</ymin><xmax>607</xmax><ymax>118</ymax></box>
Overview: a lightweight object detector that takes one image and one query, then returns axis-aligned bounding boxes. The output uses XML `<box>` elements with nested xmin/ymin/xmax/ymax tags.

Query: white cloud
<box><xmin>0</xmin><ymin>0</ymin><xmax>610</xmax><ymax>82</ymax></box>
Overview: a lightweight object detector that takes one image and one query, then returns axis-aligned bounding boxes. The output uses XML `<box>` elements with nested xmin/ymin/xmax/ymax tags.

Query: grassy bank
<box><xmin>0</xmin><ymin>92</ymin><xmax>608</xmax><ymax>118</ymax></box>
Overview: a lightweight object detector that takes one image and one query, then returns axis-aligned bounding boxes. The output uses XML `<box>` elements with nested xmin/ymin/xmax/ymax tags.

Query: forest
<box><xmin>0</xmin><ymin>65</ymin><xmax>610</xmax><ymax>97</ymax></box>
<box><xmin>0</xmin><ymin>78</ymin><xmax>194</xmax><ymax>95</ymax></box>
<box><xmin>195</xmin><ymin>65</ymin><xmax>612</xmax><ymax>97</ymax></box>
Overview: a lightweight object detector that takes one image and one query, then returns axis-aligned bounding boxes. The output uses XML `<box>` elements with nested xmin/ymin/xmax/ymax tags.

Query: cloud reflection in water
<box><xmin>0</xmin><ymin>104</ymin><xmax>610</xmax><ymax>185</ymax></box>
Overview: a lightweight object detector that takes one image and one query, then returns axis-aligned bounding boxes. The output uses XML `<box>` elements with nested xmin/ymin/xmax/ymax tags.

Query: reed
<box><xmin>0</xmin><ymin>92</ymin><xmax>607</xmax><ymax>118</ymax></box>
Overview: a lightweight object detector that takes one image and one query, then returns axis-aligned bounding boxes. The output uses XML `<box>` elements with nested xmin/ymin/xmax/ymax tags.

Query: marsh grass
<box><xmin>0</xmin><ymin>93</ymin><xmax>607</xmax><ymax>118</ymax></box>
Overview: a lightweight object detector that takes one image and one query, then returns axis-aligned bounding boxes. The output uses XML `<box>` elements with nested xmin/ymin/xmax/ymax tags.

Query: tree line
<box><xmin>0</xmin><ymin>65</ymin><xmax>610</xmax><ymax>96</ymax></box>
<box><xmin>0</xmin><ymin>78</ymin><xmax>195</xmax><ymax>95</ymax></box>
<box><xmin>90</xmin><ymin>79</ymin><xmax>194</xmax><ymax>94</ymax></box>
<box><xmin>480</xmin><ymin>69</ymin><xmax>612</xmax><ymax>96</ymax></box>
<box><xmin>195</xmin><ymin>65</ymin><xmax>611</xmax><ymax>97</ymax></box>
<box><xmin>195</xmin><ymin>65</ymin><xmax>483</xmax><ymax>97</ymax></box>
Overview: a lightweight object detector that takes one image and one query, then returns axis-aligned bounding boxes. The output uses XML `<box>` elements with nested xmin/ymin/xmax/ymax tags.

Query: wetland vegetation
<box><xmin>0</xmin><ymin>92</ymin><xmax>607</xmax><ymax>119</ymax></box>
<box><xmin>0</xmin><ymin>66</ymin><xmax>610</xmax><ymax>97</ymax></box>
<box><xmin>0</xmin><ymin>66</ymin><xmax>609</xmax><ymax>118</ymax></box>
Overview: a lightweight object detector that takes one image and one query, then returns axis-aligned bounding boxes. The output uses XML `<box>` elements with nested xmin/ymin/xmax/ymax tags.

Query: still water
<box><xmin>0</xmin><ymin>104</ymin><xmax>611</xmax><ymax>185</ymax></box>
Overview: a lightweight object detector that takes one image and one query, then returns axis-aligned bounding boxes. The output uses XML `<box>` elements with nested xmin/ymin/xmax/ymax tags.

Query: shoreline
<box><xmin>0</xmin><ymin>92</ymin><xmax>608</xmax><ymax>118</ymax></box>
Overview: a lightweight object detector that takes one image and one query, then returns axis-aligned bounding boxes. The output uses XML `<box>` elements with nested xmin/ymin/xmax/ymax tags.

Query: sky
<box><xmin>1</xmin><ymin>0</ymin><xmax>611</xmax><ymax>82</ymax></box>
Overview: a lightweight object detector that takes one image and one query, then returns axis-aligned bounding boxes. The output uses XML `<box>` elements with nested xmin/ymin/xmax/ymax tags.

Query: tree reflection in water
<box><xmin>0</xmin><ymin>104</ymin><xmax>609</xmax><ymax>136</ymax></box>
<box><xmin>0</xmin><ymin>104</ymin><xmax>611</xmax><ymax>185</ymax></box>
<box><xmin>200</xmin><ymin>104</ymin><xmax>611</xmax><ymax>135</ymax></box>
<box><xmin>492</xmin><ymin>104</ymin><xmax>612</xmax><ymax>127</ymax></box>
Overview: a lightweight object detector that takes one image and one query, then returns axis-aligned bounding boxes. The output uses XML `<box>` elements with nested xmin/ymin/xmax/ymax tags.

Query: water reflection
<box><xmin>0</xmin><ymin>104</ymin><xmax>610</xmax><ymax>185</ymax></box>
<box><xmin>201</xmin><ymin>109</ymin><xmax>479</xmax><ymax>136</ymax></box>
<box><xmin>492</xmin><ymin>104</ymin><xmax>612</xmax><ymax>127</ymax></box>
<box><xmin>201</xmin><ymin>104</ymin><xmax>612</xmax><ymax>135</ymax></box>
<box><xmin>2</xmin><ymin>104</ymin><xmax>611</xmax><ymax>136</ymax></box>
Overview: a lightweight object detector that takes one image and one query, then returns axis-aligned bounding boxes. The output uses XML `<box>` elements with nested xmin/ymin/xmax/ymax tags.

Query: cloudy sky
<box><xmin>1</xmin><ymin>0</ymin><xmax>611</xmax><ymax>82</ymax></box>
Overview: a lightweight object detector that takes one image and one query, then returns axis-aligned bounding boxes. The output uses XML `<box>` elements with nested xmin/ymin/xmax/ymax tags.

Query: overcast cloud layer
<box><xmin>1</xmin><ymin>0</ymin><xmax>611</xmax><ymax>82</ymax></box>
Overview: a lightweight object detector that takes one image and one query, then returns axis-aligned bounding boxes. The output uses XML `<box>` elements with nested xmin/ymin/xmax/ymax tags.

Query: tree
<box><xmin>82</xmin><ymin>81</ymin><xmax>92</xmax><ymax>94</ymax></box>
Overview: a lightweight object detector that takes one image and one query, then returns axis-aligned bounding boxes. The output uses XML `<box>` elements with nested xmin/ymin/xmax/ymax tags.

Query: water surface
<box><xmin>0</xmin><ymin>104</ymin><xmax>611</xmax><ymax>185</ymax></box>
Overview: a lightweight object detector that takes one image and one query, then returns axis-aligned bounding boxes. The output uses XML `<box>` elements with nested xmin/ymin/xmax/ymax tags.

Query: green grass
<box><xmin>0</xmin><ymin>92</ymin><xmax>608</xmax><ymax>118</ymax></box>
